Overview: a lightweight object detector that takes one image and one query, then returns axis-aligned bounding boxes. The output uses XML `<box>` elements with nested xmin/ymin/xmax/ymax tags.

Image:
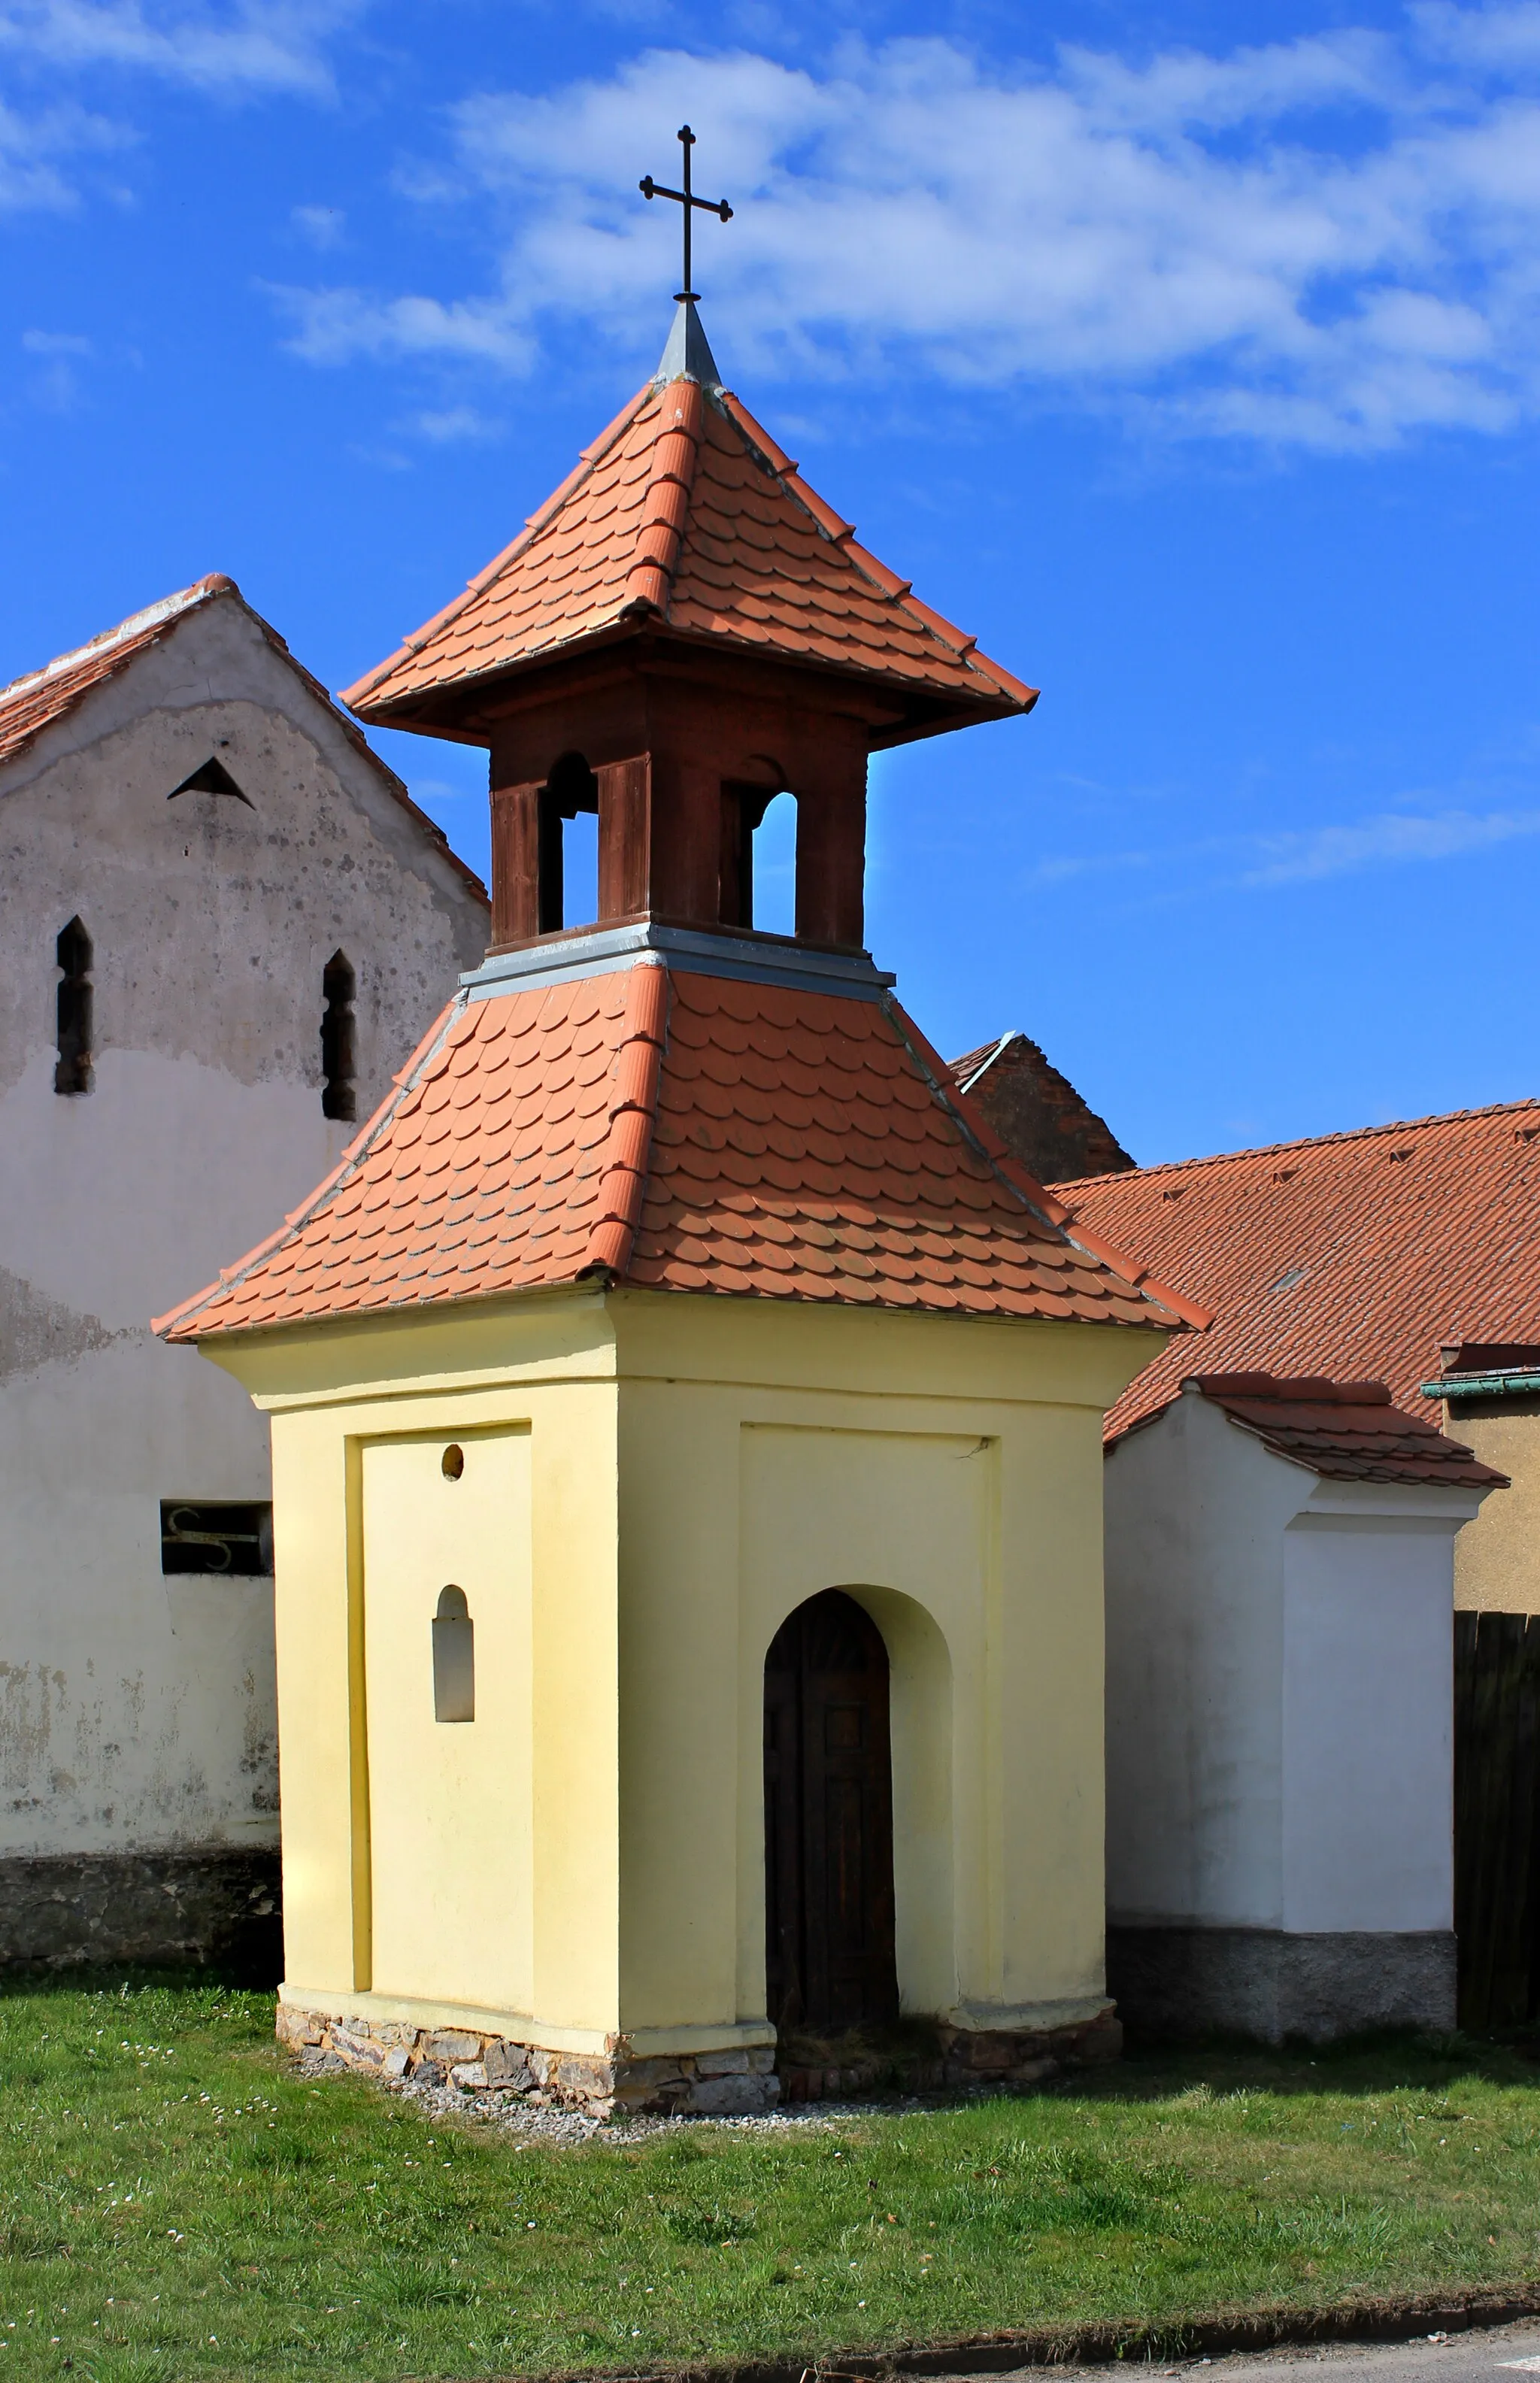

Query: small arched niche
<box><xmin>432</xmin><ymin>1584</ymin><xmax>475</xmax><ymax>1724</ymax></box>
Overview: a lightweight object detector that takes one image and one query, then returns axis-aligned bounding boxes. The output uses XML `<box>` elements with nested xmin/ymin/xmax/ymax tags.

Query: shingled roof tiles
<box><xmin>1183</xmin><ymin>1373</ymin><xmax>1507</xmax><ymax>1490</ymax></box>
<box><xmin>1054</xmin><ymin>1099</ymin><xmax>1540</xmax><ymax>1440</ymax></box>
<box><xmin>156</xmin><ymin>960</ymin><xmax>1196</xmax><ymax>1342</ymax></box>
<box><xmin>342</xmin><ymin>371</ymin><xmax>1035</xmax><ymax>723</ymax></box>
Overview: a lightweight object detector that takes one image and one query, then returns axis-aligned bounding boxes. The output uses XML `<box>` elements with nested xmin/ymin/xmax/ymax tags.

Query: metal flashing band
<box><xmin>461</xmin><ymin>921</ymin><xmax>897</xmax><ymax>1003</ymax></box>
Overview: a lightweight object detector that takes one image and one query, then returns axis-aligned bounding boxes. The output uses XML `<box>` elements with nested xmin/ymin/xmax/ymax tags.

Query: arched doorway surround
<box><xmin>763</xmin><ymin>1589</ymin><xmax>900</xmax><ymax>2030</ymax></box>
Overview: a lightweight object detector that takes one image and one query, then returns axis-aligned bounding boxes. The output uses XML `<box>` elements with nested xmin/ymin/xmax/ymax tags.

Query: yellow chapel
<box><xmin>156</xmin><ymin>299</ymin><xmax>1202</xmax><ymax>2115</ymax></box>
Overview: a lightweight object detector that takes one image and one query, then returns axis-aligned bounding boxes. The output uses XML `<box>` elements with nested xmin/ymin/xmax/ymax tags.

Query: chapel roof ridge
<box><xmin>1053</xmin><ymin>1093</ymin><xmax>1540</xmax><ymax>1193</ymax></box>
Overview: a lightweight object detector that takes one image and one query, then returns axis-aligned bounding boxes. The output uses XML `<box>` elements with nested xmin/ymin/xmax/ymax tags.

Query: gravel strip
<box><xmin>293</xmin><ymin>2044</ymin><xmax>950</xmax><ymax>2142</ymax></box>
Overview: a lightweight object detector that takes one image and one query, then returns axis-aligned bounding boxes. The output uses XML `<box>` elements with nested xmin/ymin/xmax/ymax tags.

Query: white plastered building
<box><xmin>1103</xmin><ymin>1372</ymin><xmax>1504</xmax><ymax>2042</ymax></box>
<box><xmin>0</xmin><ymin>575</ymin><xmax>488</xmax><ymax>1968</ymax></box>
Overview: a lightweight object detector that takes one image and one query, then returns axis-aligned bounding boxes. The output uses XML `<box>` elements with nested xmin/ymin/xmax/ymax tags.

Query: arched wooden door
<box><xmin>763</xmin><ymin>1590</ymin><xmax>899</xmax><ymax>2032</ymax></box>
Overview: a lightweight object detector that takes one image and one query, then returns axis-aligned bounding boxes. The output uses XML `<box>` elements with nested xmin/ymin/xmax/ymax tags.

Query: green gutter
<box><xmin>1420</xmin><ymin>1372</ymin><xmax>1540</xmax><ymax>1400</ymax></box>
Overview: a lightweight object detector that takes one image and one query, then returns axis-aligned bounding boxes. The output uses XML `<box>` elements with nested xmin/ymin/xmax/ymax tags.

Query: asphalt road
<box><xmin>939</xmin><ymin>2323</ymin><xmax>1540</xmax><ymax>2383</ymax></box>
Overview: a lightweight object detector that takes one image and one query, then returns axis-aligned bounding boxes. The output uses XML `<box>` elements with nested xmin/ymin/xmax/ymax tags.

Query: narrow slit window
<box><xmin>320</xmin><ymin>950</ymin><xmax>356</xmax><ymax>1122</ymax></box>
<box><xmin>55</xmin><ymin>917</ymin><xmax>93</xmax><ymax>1096</ymax></box>
<box><xmin>433</xmin><ymin>1585</ymin><xmax>475</xmax><ymax>1723</ymax></box>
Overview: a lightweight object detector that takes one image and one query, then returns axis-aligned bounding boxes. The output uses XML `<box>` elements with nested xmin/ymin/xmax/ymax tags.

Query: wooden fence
<box><xmin>1454</xmin><ymin>1610</ymin><xmax>1540</xmax><ymax>2028</ymax></box>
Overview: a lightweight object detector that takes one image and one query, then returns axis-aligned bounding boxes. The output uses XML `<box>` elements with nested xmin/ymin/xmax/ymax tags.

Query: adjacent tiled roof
<box><xmin>1054</xmin><ymin>1099</ymin><xmax>1540</xmax><ymax>1440</ymax></box>
<box><xmin>0</xmin><ymin>575</ymin><xmax>487</xmax><ymax>902</ymax></box>
<box><xmin>948</xmin><ymin>1029</ymin><xmax>1135</xmax><ymax>1186</ymax></box>
<box><xmin>1177</xmin><ymin>1373</ymin><xmax>1506</xmax><ymax>1490</ymax></box>
<box><xmin>342</xmin><ymin>365</ymin><xmax>1035</xmax><ymax>734</ymax></box>
<box><xmin>156</xmin><ymin>959</ymin><xmax>1205</xmax><ymax>1342</ymax></box>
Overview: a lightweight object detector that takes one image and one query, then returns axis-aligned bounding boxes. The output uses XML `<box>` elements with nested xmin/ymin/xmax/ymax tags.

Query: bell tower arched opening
<box><xmin>536</xmin><ymin>753</ymin><xmax>600</xmax><ymax>932</ymax></box>
<box><xmin>763</xmin><ymin>1589</ymin><xmax>899</xmax><ymax>2032</ymax></box>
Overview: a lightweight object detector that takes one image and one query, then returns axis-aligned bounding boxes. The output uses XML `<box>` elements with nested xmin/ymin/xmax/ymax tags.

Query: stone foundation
<box><xmin>276</xmin><ymin>2005</ymin><xmax>780</xmax><ymax>2117</ymax></box>
<box><xmin>281</xmin><ymin>2000</ymin><xmax>1123</xmax><ymax>2115</ymax></box>
<box><xmin>1107</xmin><ymin>1926</ymin><xmax>1458</xmax><ymax>2045</ymax></box>
<box><xmin>0</xmin><ymin>1850</ymin><xmax>281</xmax><ymax>1980</ymax></box>
<box><xmin>935</xmin><ymin>2006</ymin><xmax>1123</xmax><ymax>2088</ymax></box>
<box><xmin>779</xmin><ymin>2008</ymin><xmax>1120</xmax><ymax>2103</ymax></box>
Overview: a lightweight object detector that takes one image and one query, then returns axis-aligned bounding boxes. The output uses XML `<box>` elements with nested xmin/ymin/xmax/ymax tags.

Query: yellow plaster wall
<box><xmin>610</xmin><ymin>1293</ymin><xmax>1151</xmax><ymax>2038</ymax></box>
<box><xmin>360</xmin><ymin>1428</ymin><xmax>533</xmax><ymax>2011</ymax></box>
<box><xmin>1449</xmin><ymin>1409</ymin><xmax>1540</xmax><ymax>1612</ymax></box>
<box><xmin>210</xmin><ymin>1288</ymin><xmax>1162</xmax><ymax>2050</ymax></box>
<box><xmin>217</xmin><ymin>1296</ymin><xmax>623</xmax><ymax>2040</ymax></box>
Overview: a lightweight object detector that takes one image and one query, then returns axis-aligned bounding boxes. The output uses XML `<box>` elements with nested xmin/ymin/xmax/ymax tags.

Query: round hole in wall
<box><xmin>441</xmin><ymin>1444</ymin><xmax>465</xmax><ymax>1481</ymax></box>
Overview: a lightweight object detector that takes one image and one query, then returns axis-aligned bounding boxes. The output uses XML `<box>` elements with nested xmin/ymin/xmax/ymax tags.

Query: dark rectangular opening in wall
<box><xmin>161</xmin><ymin>1502</ymin><xmax>274</xmax><ymax>1577</ymax></box>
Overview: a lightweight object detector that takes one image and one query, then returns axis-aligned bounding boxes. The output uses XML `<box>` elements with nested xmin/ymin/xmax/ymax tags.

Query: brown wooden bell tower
<box><xmin>342</xmin><ymin>303</ymin><xmax>1036</xmax><ymax>961</ymax></box>
<box><xmin>483</xmin><ymin>632</ymin><xmax>875</xmax><ymax>952</ymax></box>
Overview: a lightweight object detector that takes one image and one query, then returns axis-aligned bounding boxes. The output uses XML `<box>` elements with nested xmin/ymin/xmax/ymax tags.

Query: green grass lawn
<box><xmin>2</xmin><ymin>1981</ymin><xmax>1539</xmax><ymax>2382</ymax></box>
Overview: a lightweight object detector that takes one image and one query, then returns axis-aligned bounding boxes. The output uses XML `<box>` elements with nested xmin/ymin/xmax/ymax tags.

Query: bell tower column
<box><xmin>793</xmin><ymin>741</ymin><xmax>868</xmax><ymax>949</ymax></box>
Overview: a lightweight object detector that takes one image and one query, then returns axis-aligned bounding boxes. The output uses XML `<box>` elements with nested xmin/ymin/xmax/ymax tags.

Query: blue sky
<box><xmin>2</xmin><ymin>0</ymin><xmax>1538</xmax><ymax>1167</ymax></box>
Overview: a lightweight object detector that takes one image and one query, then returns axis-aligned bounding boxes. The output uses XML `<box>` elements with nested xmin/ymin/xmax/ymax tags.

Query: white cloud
<box><xmin>291</xmin><ymin>201</ymin><xmax>345</xmax><ymax>249</ymax></box>
<box><xmin>0</xmin><ymin>92</ymin><xmax>120</xmax><ymax>208</ymax></box>
<box><xmin>1242</xmin><ymin>805</ymin><xmax>1540</xmax><ymax>882</ymax></box>
<box><xmin>20</xmin><ymin>321</ymin><xmax>95</xmax><ymax>405</ymax></box>
<box><xmin>1027</xmin><ymin>800</ymin><xmax>1540</xmax><ymax>895</ymax></box>
<box><xmin>0</xmin><ymin>0</ymin><xmax>356</xmax><ymax>209</ymax></box>
<box><xmin>268</xmin><ymin>283</ymin><xmax>534</xmax><ymax>371</ymax></box>
<box><xmin>407</xmin><ymin>403</ymin><xmax>501</xmax><ymax>444</ymax></box>
<box><xmin>0</xmin><ymin>0</ymin><xmax>359</xmax><ymax>96</ymax></box>
<box><xmin>280</xmin><ymin>10</ymin><xmax>1540</xmax><ymax>450</ymax></box>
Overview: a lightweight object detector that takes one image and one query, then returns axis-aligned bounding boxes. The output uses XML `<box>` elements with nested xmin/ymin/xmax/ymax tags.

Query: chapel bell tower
<box><xmin>161</xmin><ymin>212</ymin><xmax>1199</xmax><ymax>2118</ymax></box>
<box><xmin>341</xmin><ymin>296</ymin><xmax>1036</xmax><ymax>957</ymax></box>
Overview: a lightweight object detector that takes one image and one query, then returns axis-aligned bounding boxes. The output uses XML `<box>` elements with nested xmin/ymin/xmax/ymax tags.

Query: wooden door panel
<box><xmin>763</xmin><ymin>1590</ymin><xmax>899</xmax><ymax>2032</ymax></box>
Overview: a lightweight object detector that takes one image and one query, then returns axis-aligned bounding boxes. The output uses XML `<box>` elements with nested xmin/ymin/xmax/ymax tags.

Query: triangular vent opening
<box><xmin>168</xmin><ymin>756</ymin><xmax>252</xmax><ymax>805</ymax></box>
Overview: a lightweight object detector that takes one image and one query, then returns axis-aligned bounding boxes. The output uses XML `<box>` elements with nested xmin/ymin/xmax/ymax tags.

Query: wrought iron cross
<box><xmin>640</xmin><ymin>125</ymin><xmax>732</xmax><ymax>303</ymax></box>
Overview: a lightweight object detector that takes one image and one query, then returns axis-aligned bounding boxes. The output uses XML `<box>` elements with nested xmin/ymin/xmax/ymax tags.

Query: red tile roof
<box><xmin>1054</xmin><ymin>1099</ymin><xmax>1540</xmax><ymax>1441</ymax></box>
<box><xmin>947</xmin><ymin>1029</ymin><xmax>1135</xmax><ymax>1186</ymax></box>
<box><xmin>1175</xmin><ymin>1373</ymin><xmax>1506</xmax><ymax>1490</ymax></box>
<box><xmin>341</xmin><ymin>374</ymin><xmax>1035</xmax><ymax>736</ymax></box>
<box><xmin>156</xmin><ymin>959</ymin><xmax>1204</xmax><ymax>1342</ymax></box>
<box><xmin>0</xmin><ymin>574</ymin><xmax>487</xmax><ymax>902</ymax></box>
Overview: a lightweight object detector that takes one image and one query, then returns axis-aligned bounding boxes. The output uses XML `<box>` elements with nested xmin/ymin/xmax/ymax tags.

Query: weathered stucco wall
<box><xmin>0</xmin><ymin>593</ymin><xmax>487</xmax><ymax>1957</ymax></box>
<box><xmin>208</xmin><ymin>1288</ymin><xmax>1155</xmax><ymax>2057</ymax></box>
<box><xmin>1104</xmin><ymin>1385</ymin><xmax>1483</xmax><ymax>2039</ymax></box>
<box><xmin>1447</xmin><ymin>1405</ymin><xmax>1540</xmax><ymax>1611</ymax></box>
<box><xmin>1281</xmin><ymin>1506</ymin><xmax>1455</xmax><ymax>1934</ymax></box>
<box><xmin>1104</xmin><ymin>1391</ymin><xmax>1299</xmax><ymax>1928</ymax></box>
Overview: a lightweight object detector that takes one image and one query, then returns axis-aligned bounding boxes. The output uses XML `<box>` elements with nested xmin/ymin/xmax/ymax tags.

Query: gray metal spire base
<box><xmin>654</xmin><ymin>299</ymin><xmax>723</xmax><ymax>391</ymax></box>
